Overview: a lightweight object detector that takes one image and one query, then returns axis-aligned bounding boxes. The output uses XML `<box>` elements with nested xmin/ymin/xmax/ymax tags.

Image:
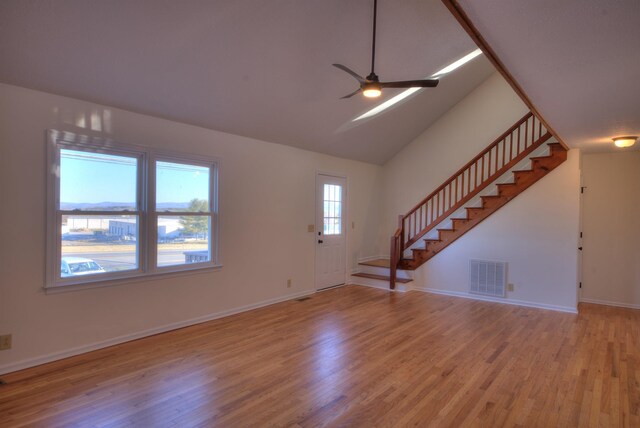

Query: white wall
<box><xmin>0</xmin><ymin>83</ymin><xmax>382</xmax><ymax>373</ymax></box>
<box><xmin>581</xmin><ymin>151</ymin><xmax>640</xmax><ymax>308</ymax></box>
<box><xmin>379</xmin><ymin>73</ymin><xmax>581</xmax><ymax>311</ymax></box>
<box><xmin>380</xmin><ymin>73</ymin><xmax>530</xmax><ymax>232</ymax></box>
<box><xmin>0</xmin><ymin>72</ymin><xmax>585</xmax><ymax>373</ymax></box>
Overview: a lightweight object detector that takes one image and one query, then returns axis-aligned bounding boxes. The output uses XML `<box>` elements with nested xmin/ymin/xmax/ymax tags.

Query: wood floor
<box><xmin>1</xmin><ymin>286</ymin><xmax>639</xmax><ymax>427</ymax></box>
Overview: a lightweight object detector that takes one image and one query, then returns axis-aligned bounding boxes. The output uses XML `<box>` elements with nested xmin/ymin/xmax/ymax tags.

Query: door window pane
<box><xmin>61</xmin><ymin>215</ymin><xmax>139</xmax><ymax>277</ymax></box>
<box><xmin>157</xmin><ymin>216</ymin><xmax>210</xmax><ymax>267</ymax></box>
<box><xmin>323</xmin><ymin>184</ymin><xmax>342</xmax><ymax>235</ymax></box>
<box><xmin>60</xmin><ymin>149</ymin><xmax>138</xmax><ymax>211</ymax></box>
<box><xmin>156</xmin><ymin>161</ymin><xmax>210</xmax><ymax>211</ymax></box>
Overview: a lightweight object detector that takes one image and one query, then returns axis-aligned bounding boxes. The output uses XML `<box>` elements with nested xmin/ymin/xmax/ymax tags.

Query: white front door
<box><xmin>315</xmin><ymin>174</ymin><xmax>347</xmax><ymax>290</ymax></box>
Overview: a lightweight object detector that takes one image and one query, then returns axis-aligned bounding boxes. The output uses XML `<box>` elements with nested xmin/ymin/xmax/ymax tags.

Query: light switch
<box><xmin>307</xmin><ymin>224</ymin><xmax>315</xmax><ymax>233</ymax></box>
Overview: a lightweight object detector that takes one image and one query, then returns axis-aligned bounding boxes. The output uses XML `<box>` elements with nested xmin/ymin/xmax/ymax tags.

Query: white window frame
<box><xmin>46</xmin><ymin>130</ymin><xmax>221</xmax><ymax>290</ymax></box>
<box><xmin>150</xmin><ymin>154</ymin><xmax>218</xmax><ymax>274</ymax></box>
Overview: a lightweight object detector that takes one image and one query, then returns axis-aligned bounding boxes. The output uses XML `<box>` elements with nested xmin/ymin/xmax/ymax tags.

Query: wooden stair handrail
<box><xmin>398</xmin><ymin>112</ymin><xmax>551</xmax><ymax>252</ymax></box>
<box><xmin>403</xmin><ymin>131</ymin><xmax>551</xmax><ymax>248</ymax></box>
<box><xmin>397</xmin><ymin>143</ymin><xmax>567</xmax><ymax>271</ymax></box>
<box><xmin>405</xmin><ymin>112</ymin><xmax>532</xmax><ymax>218</ymax></box>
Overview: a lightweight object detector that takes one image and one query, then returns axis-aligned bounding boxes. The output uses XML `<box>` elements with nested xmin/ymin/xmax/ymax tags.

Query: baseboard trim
<box><xmin>349</xmin><ymin>280</ymin><xmax>389</xmax><ymax>291</ymax></box>
<box><xmin>316</xmin><ymin>283</ymin><xmax>346</xmax><ymax>293</ymax></box>
<box><xmin>413</xmin><ymin>287</ymin><xmax>578</xmax><ymax>314</ymax></box>
<box><xmin>579</xmin><ymin>298</ymin><xmax>640</xmax><ymax>310</ymax></box>
<box><xmin>0</xmin><ymin>289</ymin><xmax>315</xmax><ymax>376</ymax></box>
<box><xmin>349</xmin><ymin>282</ymin><xmax>409</xmax><ymax>293</ymax></box>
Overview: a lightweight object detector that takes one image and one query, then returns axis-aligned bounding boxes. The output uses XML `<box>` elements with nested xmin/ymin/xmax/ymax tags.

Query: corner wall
<box><xmin>0</xmin><ymin>83</ymin><xmax>382</xmax><ymax>373</ymax></box>
<box><xmin>379</xmin><ymin>73</ymin><xmax>580</xmax><ymax>311</ymax></box>
<box><xmin>581</xmin><ymin>151</ymin><xmax>640</xmax><ymax>308</ymax></box>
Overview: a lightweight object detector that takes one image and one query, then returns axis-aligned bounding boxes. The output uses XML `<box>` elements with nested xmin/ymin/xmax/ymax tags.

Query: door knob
<box><xmin>318</xmin><ymin>240</ymin><xmax>323</xmax><ymax>243</ymax></box>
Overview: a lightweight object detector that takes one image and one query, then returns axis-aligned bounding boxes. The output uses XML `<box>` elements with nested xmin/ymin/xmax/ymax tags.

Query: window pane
<box><xmin>156</xmin><ymin>161</ymin><xmax>210</xmax><ymax>212</ymax></box>
<box><xmin>60</xmin><ymin>149</ymin><xmax>137</xmax><ymax>211</ymax></box>
<box><xmin>323</xmin><ymin>184</ymin><xmax>342</xmax><ymax>235</ymax></box>
<box><xmin>61</xmin><ymin>215</ymin><xmax>139</xmax><ymax>277</ymax></box>
<box><xmin>324</xmin><ymin>184</ymin><xmax>341</xmax><ymax>202</ymax></box>
<box><xmin>157</xmin><ymin>215</ymin><xmax>210</xmax><ymax>267</ymax></box>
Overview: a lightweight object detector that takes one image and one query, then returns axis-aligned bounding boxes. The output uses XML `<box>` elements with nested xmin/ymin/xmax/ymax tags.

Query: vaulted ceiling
<box><xmin>456</xmin><ymin>0</ymin><xmax>640</xmax><ymax>152</ymax></box>
<box><xmin>0</xmin><ymin>0</ymin><xmax>494</xmax><ymax>164</ymax></box>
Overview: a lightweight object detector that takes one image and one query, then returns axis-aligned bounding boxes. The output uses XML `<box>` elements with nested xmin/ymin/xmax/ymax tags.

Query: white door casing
<box><xmin>315</xmin><ymin>174</ymin><xmax>346</xmax><ymax>290</ymax></box>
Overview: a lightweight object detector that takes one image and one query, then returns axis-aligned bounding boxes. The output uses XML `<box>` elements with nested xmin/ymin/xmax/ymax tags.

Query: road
<box><xmin>62</xmin><ymin>250</ymin><xmax>194</xmax><ymax>270</ymax></box>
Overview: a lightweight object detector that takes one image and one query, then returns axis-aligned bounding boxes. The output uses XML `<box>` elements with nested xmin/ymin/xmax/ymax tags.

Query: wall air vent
<box><xmin>469</xmin><ymin>260</ymin><xmax>506</xmax><ymax>297</ymax></box>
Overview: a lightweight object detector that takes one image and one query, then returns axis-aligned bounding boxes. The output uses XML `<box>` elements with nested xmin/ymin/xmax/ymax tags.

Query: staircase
<box><xmin>351</xmin><ymin>112</ymin><xmax>568</xmax><ymax>290</ymax></box>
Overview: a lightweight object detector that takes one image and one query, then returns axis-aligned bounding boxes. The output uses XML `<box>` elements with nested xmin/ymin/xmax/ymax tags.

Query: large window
<box><xmin>46</xmin><ymin>130</ymin><xmax>219</xmax><ymax>289</ymax></box>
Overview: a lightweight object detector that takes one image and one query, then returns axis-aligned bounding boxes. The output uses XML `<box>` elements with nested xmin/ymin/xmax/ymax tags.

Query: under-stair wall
<box><xmin>406</xmin><ymin>149</ymin><xmax>579</xmax><ymax>312</ymax></box>
<box><xmin>374</xmin><ymin>74</ymin><xmax>581</xmax><ymax>312</ymax></box>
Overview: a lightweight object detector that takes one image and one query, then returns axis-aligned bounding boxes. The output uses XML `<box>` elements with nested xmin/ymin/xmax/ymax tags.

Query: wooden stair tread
<box><xmin>358</xmin><ymin>259</ymin><xmax>390</xmax><ymax>268</ymax></box>
<box><xmin>352</xmin><ymin>272</ymin><xmax>412</xmax><ymax>283</ymax></box>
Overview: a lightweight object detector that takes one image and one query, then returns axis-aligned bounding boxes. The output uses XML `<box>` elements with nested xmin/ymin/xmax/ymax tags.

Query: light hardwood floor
<box><xmin>1</xmin><ymin>285</ymin><xmax>639</xmax><ymax>427</ymax></box>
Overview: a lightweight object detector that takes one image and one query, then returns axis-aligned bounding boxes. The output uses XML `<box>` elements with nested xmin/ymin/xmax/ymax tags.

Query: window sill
<box><xmin>44</xmin><ymin>264</ymin><xmax>223</xmax><ymax>295</ymax></box>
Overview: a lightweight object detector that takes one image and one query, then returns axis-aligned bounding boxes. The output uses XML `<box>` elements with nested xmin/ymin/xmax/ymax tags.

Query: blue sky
<box><xmin>60</xmin><ymin>149</ymin><xmax>209</xmax><ymax>206</ymax></box>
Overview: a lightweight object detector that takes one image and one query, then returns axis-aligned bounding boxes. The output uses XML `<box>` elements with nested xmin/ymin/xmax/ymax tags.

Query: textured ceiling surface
<box><xmin>458</xmin><ymin>0</ymin><xmax>640</xmax><ymax>152</ymax></box>
<box><xmin>0</xmin><ymin>0</ymin><xmax>494</xmax><ymax>164</ymax></box>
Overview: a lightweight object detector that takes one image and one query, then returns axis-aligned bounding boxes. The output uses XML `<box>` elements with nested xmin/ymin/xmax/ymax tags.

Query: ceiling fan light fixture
<box><xmin>333</xmin><ymin>0</ymin><xmax>438</xmax><ymax>100</ymax></box>
<box><xmin>363</xmin><ymin>83</ymin><xmax>382</xmax><ymax>98</ymax></box>
<box><xmin>613</xmin><ymin>136</ymin><xmax>637</xmax><ymax>148</ymax></box>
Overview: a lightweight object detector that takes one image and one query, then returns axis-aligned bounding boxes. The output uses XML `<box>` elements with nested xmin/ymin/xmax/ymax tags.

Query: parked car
<box><xmin>61</xmin><ymin>257</ymin><xmax>106</xmax><ymax>277</ymax></box>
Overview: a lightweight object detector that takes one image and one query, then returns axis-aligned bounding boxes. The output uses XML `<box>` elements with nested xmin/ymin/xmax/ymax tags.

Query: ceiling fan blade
<box><xmin>340</xmin><ymin>88</ymin><xmax>362</xmax><ymax>99</ymax></box>
<box><xmin>380</xmin><ymin>79</ymin><xmax>439</xmax><ymax>88</ymax></box>
<box><xmin>333</xmin><ymin>64</ymin><xmax>365</xmax><ymax>84</ymax></box>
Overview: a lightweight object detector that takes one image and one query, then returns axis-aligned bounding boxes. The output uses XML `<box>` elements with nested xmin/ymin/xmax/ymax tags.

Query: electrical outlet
<box><xmin>0</xmin><ymin>335</ymin><xmax>12</xmax><ymax>350</ymax></box>
<box><xmin>307</xmin><ymin>224</ymin><xmax>314</xmax><ymax>233</ymax></box>
<box><xmin>507</xmin><ymin>283</ymin><xmax>514</xmax><ymax>292</ymax></box>
<box><xmin>287</xmin><ymin>279</ymin><xmax>292</xmax><ymax>288</ymax></box>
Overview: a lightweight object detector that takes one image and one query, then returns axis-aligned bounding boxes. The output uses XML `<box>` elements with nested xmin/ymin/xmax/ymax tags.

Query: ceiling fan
<box><xmin>333</xmin><ymin>0</ymin><xmax>439</xmax><ymax>99</ymax></box>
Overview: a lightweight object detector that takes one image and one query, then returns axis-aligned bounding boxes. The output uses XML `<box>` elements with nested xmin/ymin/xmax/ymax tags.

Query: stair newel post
<box><xmin>399</xmin><ymin>214</ymin><xmax>405</xmax><ymax>251</ymax></box>
<box><xmin>389</xmin><ymin>215</ymin><xmax>404</xmax><ymax>290</ymax></box>
<box><xmin>389</xmin><ymin>235</ymin><xmax>397</xmax><ymax>290</ymax></box>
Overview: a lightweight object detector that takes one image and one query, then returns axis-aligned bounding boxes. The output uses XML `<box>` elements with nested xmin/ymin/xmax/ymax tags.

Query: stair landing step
<box><xmin>358</xmin><ymin>259</ymin><xmax>390</xmax><ymax>268</ymax></box>
<box><xmin>352</xmin><ymin>272</ymin><xmax>412</xmax><ymax>283</ymax></box>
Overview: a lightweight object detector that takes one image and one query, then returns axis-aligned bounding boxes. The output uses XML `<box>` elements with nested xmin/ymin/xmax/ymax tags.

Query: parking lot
<box><xmin>62</xmin><ymin>232</ymin><xmax>208</xmax><ymax>271</ymax></box>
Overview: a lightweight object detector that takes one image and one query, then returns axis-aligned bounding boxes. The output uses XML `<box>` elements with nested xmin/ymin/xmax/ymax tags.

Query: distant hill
<box><xmin>60</xmin><ymin>202</ymin><xmax>190</xmax><ymax>211</ymax></box>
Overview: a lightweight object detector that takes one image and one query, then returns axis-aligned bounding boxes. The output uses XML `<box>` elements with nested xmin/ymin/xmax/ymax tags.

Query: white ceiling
<box><xmin>0</xmin><ymin>0</ymin><xmax>494</xmax><ymax>164</ymax></box>
<box><xmin>458</xmin><ymin>0</ymin><xmax>640</xmax><ymax>152</ymax></box>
